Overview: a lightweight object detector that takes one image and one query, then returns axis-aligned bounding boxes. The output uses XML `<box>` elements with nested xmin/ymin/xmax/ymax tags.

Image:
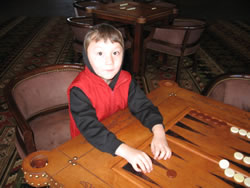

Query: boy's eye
<box><xmin>97</xmin><ymin>52</ymin><xmax>103</xmax><ymax>56</ymax></box>
<box><xmin>113</xmin><ymin>51</ymin><xmax>120</xmax><ymax>55</ymax></box>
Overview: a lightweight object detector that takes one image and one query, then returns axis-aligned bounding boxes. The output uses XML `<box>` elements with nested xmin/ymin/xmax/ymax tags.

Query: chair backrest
<box><xmin>203</xmin><ymin>74</ymin><xmax>250</xmax><ymax>112</ymax></box>
<box><xmin>67</xmin><ymin>16</ymin><xmax>132</xmax><ymax>53</ymax></box>
<box><xmin>67</xmin><ymin>16</ymin><xmax>93</xmax><ymax>56</ymax></box>
<box><xmin>67</xmin><ymin>16</ymin><xmax>93</xmax><ymax>45</ymax></box>
<box><xmin>12</xmin><ymin>66</ymin><xmax>83</xmax><ymax>120</ymax></box>
<box><xmin>149</xmin><ymin>18</ymin><xmax>206</xmax><ymax>56</ymax></box>
<box><xmin>73</xmin><ymin>0</ymin><xmax>101</xmax><ymax>17</ymax></box>
<box><xmin>5</xmin><ymin>64</ymin><xmax>84</xmax><ymax>157</ymax></box>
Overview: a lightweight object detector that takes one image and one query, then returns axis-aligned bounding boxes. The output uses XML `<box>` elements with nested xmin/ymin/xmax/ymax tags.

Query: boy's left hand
<box><xmin>151</xmin><ymin>124</ymin><xmax>172</xmax><ymax>160</ymax></box>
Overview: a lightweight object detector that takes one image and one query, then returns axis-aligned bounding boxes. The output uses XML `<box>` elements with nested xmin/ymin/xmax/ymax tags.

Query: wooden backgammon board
<box><xmin>22</xmin><ymin>81</ymin><xmax>250</xmax><ymax>187</ymax></box>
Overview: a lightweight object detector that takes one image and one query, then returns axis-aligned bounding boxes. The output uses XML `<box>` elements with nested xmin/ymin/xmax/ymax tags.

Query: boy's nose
<box><xmin>105</xmin><ymin>54</ymin><xmax>114</xmax><ymax>65</ymax></box>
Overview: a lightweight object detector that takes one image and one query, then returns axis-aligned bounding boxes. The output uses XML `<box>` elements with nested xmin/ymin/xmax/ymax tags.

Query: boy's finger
<box><xmin>167</xmin><ymin>148</ymin><xmax>172</xmax><ymax>158</ymax></box>
<box><xmin>142</xmin><ymin>154</ymin><xmax>153</xmax><ymax>172</ymax></box>
<box><xmin>158</xmin><ymin>149</ymin><xmax>166</xmax><ymax>160</ymax></box>
<box><xmin>151</xmin><ymin>144</ymin><xmax>155</xmax><ymax>155</ymax></box>
<box><xmin>154</xmin><ymin>149</ymin><xmax>160</xmax><ymax>159</ymax></box>
<box><xmin>164</xmin><ymin>148</ymin><xmax>172</xmax><ymax>159</ymax></box>
<box><xmin>164</xmin><ymin>150</ymin><xmax>169</xmax><ymax>160</ymax></box>
<box><xmin>135</xmin><ymin>161</ymin><xmax>145</xmax><ymax>173</ymax></box>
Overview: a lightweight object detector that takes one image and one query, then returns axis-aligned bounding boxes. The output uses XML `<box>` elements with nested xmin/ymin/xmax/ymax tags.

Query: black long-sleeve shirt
<box><xmin>70</xmin><ymin>78</ymin><xmax>163</xmax><ymax>156</ymax></box>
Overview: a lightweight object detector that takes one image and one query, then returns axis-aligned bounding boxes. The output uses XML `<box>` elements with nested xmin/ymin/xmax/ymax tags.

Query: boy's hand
<box><xmin>115</xmin><ymin>144</ymin><xmax>153</xmax><ymax>173</ymax></box>
<box><xmin>151</xmin><ymin>124</ymin><xmax>172</xmax><ymax>160</ymax></box>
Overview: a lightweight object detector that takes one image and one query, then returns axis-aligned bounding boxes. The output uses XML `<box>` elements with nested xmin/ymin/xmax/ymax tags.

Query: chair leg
<box><xmin>141</xmin><ymin>75</ymin><xmax>150</xmax><ymax>94</ymax></box>
<box><xmin>163</xmin><ymin>54</ymin><xmax>168</xmax><ymax>65</ymax></box>
<box><xmin>122</xmin><ymin>49</ymin><xmax>132</xmax><ymax>72</ymax></box>
<box><xmin>74</xmin><ymin>52</ymin><xmax>82</xmax><ymax>63</ymax></box>
<box><xmin>184</xmin><ymin>54</ymin><xmax>197</xmax><ymax>73</ymax></box>
<box><xmin>140</xmin><ymin>48</ymin><xmax>150</xmax><ymax>93</ymax></box>
<box><xmin>176</xmin><ymin>56</ymin><xmax>183</xmax><ymax>84</ymax></box>
<box><xmin>192</xmin><ymin>53</ymin><xmax>198</xmax><ymax>73</ymax></box>
<box><xmin>141</xmin><ymin>48</ymin><xmax>147</xmax><ymax>76</ymax></box>
<box><xmin>157</xmin><ymin>53</ymin><xmax>164</xmax><ymax>63</ymax></box>
<box><xmin>77</xmin><ymin>54</ymin><xmax>83</xmax><ymax>64</ymax></box>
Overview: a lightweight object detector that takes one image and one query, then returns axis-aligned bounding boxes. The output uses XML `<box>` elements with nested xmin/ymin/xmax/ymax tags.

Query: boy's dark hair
<box><xmin>84</xmin><ymin>23</ymin><xmax>124</xmax><ymax>53</ymax></box>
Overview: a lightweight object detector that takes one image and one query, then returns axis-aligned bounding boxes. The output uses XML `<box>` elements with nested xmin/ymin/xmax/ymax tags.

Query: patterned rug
<box><xmin>0</xmin><ymin>17</ymin><xmax>249</xmax><ymax>187</ymax></box>
<box><xmin>0</xmin><ymin>17</ymin><xmax>75</xmax><ymax>188</ymax></box>
<box><xmin>143</xmin><ymin>47</ymin><xmax>223</xmax><ymax>93</ymax></box>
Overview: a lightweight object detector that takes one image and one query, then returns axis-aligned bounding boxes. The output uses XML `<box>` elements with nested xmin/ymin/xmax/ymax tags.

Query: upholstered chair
<box><xmin>67</xmin><ymin>16</ymin><xmax>133</xmax><ymax>66</ymax></box>
<box><xmin>5</xmin><ymin>64</ymin><xmax>84</xmax><ymax>159</ymax></box>
<box><xmin>203</xmin><ymin>74</ymin><xmax>250</xmax><ymax>112</ymax></box>
<box><xmin>142</xmin><ymin>18</ymin><xmax>206</xmax><ymax>83</ymax></box>
<box><xmin>73</xmin><ymin>0</ymin><xmax>102</xmax><ymax>17</ymax></box>
<box><xmin>67</xmin><ymin>16</ymin><xmax>94</xmax><ymax>62</ymax></box>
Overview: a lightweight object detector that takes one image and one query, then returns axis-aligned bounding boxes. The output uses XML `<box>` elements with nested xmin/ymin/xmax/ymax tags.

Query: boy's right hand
<box><xmin>115</xmin><ymin>144</ymin><xmax>153</xmax><ymax>173</ymax></box>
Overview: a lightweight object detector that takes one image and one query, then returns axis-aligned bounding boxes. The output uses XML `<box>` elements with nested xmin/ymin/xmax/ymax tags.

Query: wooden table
<box><xmin>22</xmin><ymin>81</ymin><xmax>250</xmax><ymax>187</ymax></box>
<box><xmin>86</xmin><ymin>1</ymin><xmax>176</xmax><ymax>74</ymax></box>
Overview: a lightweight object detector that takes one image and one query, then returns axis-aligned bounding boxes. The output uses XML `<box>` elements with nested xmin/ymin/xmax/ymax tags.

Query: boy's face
<box><xmin>87</xmin><ymin>39</ymin><xmax>123</xmax><ymax>84</ymax></box>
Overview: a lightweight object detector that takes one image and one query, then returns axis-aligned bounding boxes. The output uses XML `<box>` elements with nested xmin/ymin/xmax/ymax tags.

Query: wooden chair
<box><xmin>203</xmin><ymin>74</ymin><xmax>250</xmax><ymax>112</ymax></box>
<box><xmin>5</xmin><ymin>64</ymin><xmax>84</xmax><ymax>159</ymax></box>
<box><xmin>67</xmin><ymin>16</ymin><xmax>94</xmax><ymax>62</ymax></box>
<box><xmin>142</xmin><ymin>18</ymin><xmax>206</xmax><ymax>83</ymax></box>
<box><xmin>73</xmin><ymin>0</ymin><xmax>102</xmax><ymax>17</ymax></box>
<box><xmin>67</xmin><ymin>16</ymin><xmax>133</xmax><ymax>66</ymax></box>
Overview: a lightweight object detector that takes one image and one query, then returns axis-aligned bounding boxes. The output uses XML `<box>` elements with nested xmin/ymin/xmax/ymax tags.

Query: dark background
<box><xmin>0</xmin><ymin>0</ymin><xmax>250</xmax><ymax>20</ymax></box>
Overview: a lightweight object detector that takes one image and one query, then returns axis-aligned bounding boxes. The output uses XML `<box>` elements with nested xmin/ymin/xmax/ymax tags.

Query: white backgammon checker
<box><xmin>239</xmin><ymin>129</ymin><xmax>247</xmax><ymax>136</ymax></box>
<box><xmin>243</xmin><ymin>156</ymin><xmax>250</xmax><ymax>165</ymax></box>
<box><xmin>230</xmin><ymin>127</ymin><xmax>239</xmax><ymax>134</ymax></box>
<box><xmin>219</xmin><ymin>159</ymin><xmax>230</xmax><ymax>169</ymax></box>
<box><xmin>224</xmin><ymin>168</ymin><xmax>235</xmax><ymax>178</ymax></box>
<box><xmin>234</xmin><ymin>152</ymin><xmax>244</xmax><ymax>160</ymax></box>
<box><xmin>233</xmin><ymin>173</ymin><xmax>244</xmax><ymax>183</ymax></box>
<box><xmin>244</xmin><ymin>177</ymin><xmax>250</xmax><ymax>187</ymax></box>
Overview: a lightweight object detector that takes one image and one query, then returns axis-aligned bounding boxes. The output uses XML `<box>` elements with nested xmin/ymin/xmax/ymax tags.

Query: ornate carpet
<box><xmin>0</xmin><ymin>17</ymin><xmax>249</xmax><ymax>187</ymax></box>
<box><xmin>0</xmin><ymin>17</ymin><xmax>75</xmax><ymax>188</ymax></box>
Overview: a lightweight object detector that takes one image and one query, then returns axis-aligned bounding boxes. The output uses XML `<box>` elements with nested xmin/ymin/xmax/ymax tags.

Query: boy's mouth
<box><xmin>105</xmin><ymin>69</ymin><xmax>114</xmax><ymax>72</ymax></box>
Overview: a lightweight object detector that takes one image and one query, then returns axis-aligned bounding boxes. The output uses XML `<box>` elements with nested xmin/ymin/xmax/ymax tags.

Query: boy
<box><xmin>67</xmin><ymin>23</ymin><xmax>171</xmax><ymax>173</ymax></box>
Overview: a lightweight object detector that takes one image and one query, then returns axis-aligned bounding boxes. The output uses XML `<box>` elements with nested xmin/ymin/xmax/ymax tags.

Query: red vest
<box><xmin>67</xmin><ymin>67</ymin><xmax>132</xmax><ymax>137</ymax></box>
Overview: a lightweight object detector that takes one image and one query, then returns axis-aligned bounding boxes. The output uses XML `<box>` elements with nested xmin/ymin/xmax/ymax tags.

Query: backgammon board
<box><xmin>22</xmin><ymin>81</ymin><xmax>250</xmax><ymax>187</ymax></box>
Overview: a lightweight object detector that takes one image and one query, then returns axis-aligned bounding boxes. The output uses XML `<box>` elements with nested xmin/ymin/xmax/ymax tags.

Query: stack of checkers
<box><xmin>219</xmin><ymin>159</ymin><xmax>250</xmax><ymax>186</ymax></box>
<box><xmin>218</xmin><ymin>126</ymin><xmax>250</xmax><ymax>187</ymax></box>
<box><xmin>230</xmin><ymin>126</ymin><xmax>250</xmax><ymax>165</ymax></box>
<box><xmin>230</xmin><ymin>126</ymin><xmax>250</xmax><ymax>138</ymax></box>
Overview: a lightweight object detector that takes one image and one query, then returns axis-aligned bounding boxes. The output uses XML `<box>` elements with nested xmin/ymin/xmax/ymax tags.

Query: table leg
<box><xmin>133</xmin><ymin>23</ymin><xmax>143</xmax><ymax>74</ymax></box>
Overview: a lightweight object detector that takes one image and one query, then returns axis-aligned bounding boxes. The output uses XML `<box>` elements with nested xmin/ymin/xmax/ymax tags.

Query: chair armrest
<box><xmin>23</xmin><ymin>130</ymin><xmax>36</xmax><ymax>154</ymax></box>
<box><xmin>11</xmin><ymin>106</ymin><xmax>37</xmax><ymax>154</ymax></box>
<box><xmin>5</xmin><ymin>81</ymin><xmax>37</xmax><ymax>154</ymax></box>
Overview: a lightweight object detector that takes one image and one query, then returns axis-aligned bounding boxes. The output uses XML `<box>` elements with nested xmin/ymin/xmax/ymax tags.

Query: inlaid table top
<box><xmin>86</xmin><ymin>1</ymin><xmax>176</xmax><ymax>24</ymax></box>
<box><xmin>22</xmin><ymin>80</ymin><xmax>250</xmax><ymax>187</ymax></box>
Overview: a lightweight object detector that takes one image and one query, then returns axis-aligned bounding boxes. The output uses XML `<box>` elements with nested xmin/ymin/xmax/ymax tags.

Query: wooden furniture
<box><xmin>86</xmin><ymin>0</ymin><xmax>177</xmax><ymax>74</ymax></box>
<box><xmin>73</xmin><ymin>0</ymin><xmax>102</xmax><ymax>17</ymax></box>
<box><xmin>5</xmin><ymin>64</ymin><xmax>84</xmax><ymax>159</ymax></box>
<box><xmin>67</xmin><ymin>16</ymin><xmax>94</xmax><ymax>62</ymax></box>
<box><xmin>143</xmin><ymin>18</ymin><xmax>206</xmax><ymax>84</ymax></box>
<box><xmin>22</xmin><ymin>80</ymin><xmax>250</xmax><ymax>187</ymax></box>
<box><xmin>67</xmin><ymin>15</ymin><xmax>133</xmax><ymax>64</ymax></box>
<box><xmin>203</xmin><ymin>74</ymin><xmax>250</xmax><ymax>112</ymax></box>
